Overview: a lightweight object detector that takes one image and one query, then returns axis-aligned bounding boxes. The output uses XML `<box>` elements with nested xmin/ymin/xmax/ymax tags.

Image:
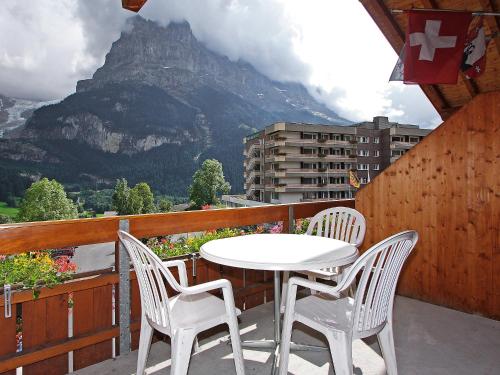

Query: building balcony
<box><xmin>266</xmin><ymin>183</ymin><xmax>351</xmax><ymax>192</ymax></box>
<box><xmin>284</xmin><ymin>154</ymin><xmax>356</xmax><ymax>162</ymax></box>
<box><xmin>266</xmin><ymin>168</ymin><xmax>349</xmax><ymax>178</ymax></box>
<box><xmin>390</xmin><ymin>141</ymin><xmax>415</xmax><ymax>149</ymax></box>
<box><xmin>283</xmin><ymin>139</ymin><xmax>353</xmax><ymax>147</ymax></box>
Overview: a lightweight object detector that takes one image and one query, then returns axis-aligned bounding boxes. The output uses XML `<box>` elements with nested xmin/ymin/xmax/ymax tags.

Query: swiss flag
<box><xmin>404</xmin><ymin>10</ymin><xmax>472</xmax><ymax>84</ymax></box>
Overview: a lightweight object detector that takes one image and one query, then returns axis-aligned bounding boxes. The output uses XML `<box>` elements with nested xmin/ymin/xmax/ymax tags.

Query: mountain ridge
<box><xmin>1</xmin><ymin>17</ymin><xmax>350</xmax><ymax>196</ymax></box>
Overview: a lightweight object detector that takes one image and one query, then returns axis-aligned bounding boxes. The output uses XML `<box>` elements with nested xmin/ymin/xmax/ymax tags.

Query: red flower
<box><xmin>201</xmin><ymin>204</ymin><xmax>212</xmax><ymax>210</ymax></box>
<box><xmin>54</xmin><ymin>256</ymin><xmax>77</xmax><ymax>273</ymax></box>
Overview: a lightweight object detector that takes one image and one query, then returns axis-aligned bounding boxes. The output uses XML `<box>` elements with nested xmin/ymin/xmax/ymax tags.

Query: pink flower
<box><xmin>270</xmin><ymin>222</ymin><xmax>283</xmax><ymax>234</ymax></box>
<box><xmin>201</xmin><ymin>204</ymin><xmax>212</xmax><ymax>210</ymax></box>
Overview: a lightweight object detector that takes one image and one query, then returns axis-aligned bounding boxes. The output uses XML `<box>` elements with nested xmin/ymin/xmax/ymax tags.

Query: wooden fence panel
<box><xmin>73</xmin><ymin>285</ymin><xmax>113</xmax><ymax>370</ymax></box>
<box><xmin>355</xmin><ymin>92</ymin><xmax>500</xmax><ymax>319</ymax></box>
<box><xmin>22</xmin><ymin>295</ymin><xmax>68</xmax><ymax>375</ymax></box>
<box><xmin>0</xmin><ymin>305</ymin><xmax>17</xmax><ymax>375</ymax></box>
<box><xmin>130</xmin><ymin>279</ymin><xmax>141</xmax><ymax>351</ymax></box>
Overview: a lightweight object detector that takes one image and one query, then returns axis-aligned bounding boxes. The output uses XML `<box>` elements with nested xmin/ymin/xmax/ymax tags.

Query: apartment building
<box><xmin>243</xmin><ymin>116</ymin><xmax>431</xmax><ymax>204</ymax></box>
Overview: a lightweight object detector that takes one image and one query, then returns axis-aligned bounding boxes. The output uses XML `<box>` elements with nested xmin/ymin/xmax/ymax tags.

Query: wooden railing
<box><xmin>0</xmin><ymin>199</ymin><xmax>354</xmax><ymax>374</ymax></box>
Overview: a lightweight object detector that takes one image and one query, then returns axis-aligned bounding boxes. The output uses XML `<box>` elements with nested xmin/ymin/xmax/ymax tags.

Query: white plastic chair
<box><xmin>118</xmin><ymin>231</ymin><xmax>245</xmax><ymax>375</ymax></box>
<box><xmin>281</xmin><ymin>207</ymin><xmax>366</xmax><ymax>310</ymax></box>
<box><xmin>279</xmin><ymin>230</ymin><xmax>418</xmax><ymax>375</ymax></box>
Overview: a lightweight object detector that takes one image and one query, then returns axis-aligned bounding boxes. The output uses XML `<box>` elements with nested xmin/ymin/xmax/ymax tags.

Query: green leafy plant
<box><xmin>0</xmin><ymin>252</ymin><xmax>77</xmax><ymax>294</ymax></box>
<box><xmin>147</xmin><ymin>228</ymin><xmax>240</xmax><ymax>259</ymax></box>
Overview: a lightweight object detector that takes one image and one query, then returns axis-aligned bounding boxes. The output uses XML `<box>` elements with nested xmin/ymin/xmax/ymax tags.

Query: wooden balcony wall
<box><xmin>0</xmin><ymin>199</ymin><xmax>354</xmax><ymax>374</ymax></box>
<box><xmin>356</xmin><ymin>91</ymin><xmax>499</xmax><ymax>320</ymax></box>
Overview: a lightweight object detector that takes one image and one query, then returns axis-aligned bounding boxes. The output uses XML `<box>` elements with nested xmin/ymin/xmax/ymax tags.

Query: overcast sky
<box><xmin>0</xmin><ymin>0</ymin><xmax>441</xmax><ymax>127</ymax></box>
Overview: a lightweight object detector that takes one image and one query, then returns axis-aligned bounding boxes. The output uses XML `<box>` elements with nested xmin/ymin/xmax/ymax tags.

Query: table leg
<box><xmin>273</xmin><ymin>270</ymin><xmax>281</xmax><ymax>344</ymax></box>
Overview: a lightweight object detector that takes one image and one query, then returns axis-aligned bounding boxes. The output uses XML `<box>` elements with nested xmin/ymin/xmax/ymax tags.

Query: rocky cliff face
<box><xmin>3</xmin><ymin>17</ymin><xmax>350</xmax><ymax>196</ymax></box>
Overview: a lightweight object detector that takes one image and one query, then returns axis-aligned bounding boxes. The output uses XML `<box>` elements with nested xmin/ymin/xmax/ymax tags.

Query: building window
<box><xmin>331</xmin><ymin>148</ymin><xmax>342</xmax><ymax>155</ymax></box>
<box><xmin>357</xmin><ymin>149</ymin><xmax>369</xmax><ymax>157</ymax></box>
<box><xmin>391</xmin><ymin>150</ymin><xmax>405</xmax><ymax>157</ymax></box>
<box><xmin>332</xmin><ymin>134</ymin><xmax>342</xmax><ymax>141</ymax></box>
<box><xmin>372</xmin><ymin>164</ymin><xmax>380</xmax><ymax>170</ymax></box>
<box><xmin>360</xmin><ymin>177</ymin><xmax>368</xmax><ymax>184</ymax></box>
<box><xmin>373</xmin><ymin>137</ymin><xmax>380</xmax><ymax>144</ymax></box>
<box><xmin>409</xmin><ymin>136</ymin><xmax>419</xmax><ymax>143</ymax></box>
<box><xmin>303</xmin><ymin>192</ymin><xmax>316</xmax><ymax>199</ymax></box>
<box><xmin>272</xmin><ymin>178</ymin><xmax>280</xmax><ymax>185</ymax></box>
<box><xmin>392</xmin><ymin>136</ymin><xmax>403</xmax><ymax>142</ymax></box>
<box><xmin>301</xmin><ymin>147</ymin><xmax>316</xmax><ymax>155</ymax></box>
<box><xmin>272</xmin><ymin>192</ymin><xmax>279</xmax><ymax>200</ymax></box>
<box><xmin>302</xmin><ymin>177</ymin><xmax>315</xmax><ymax>184</ymax></box>
<box><xmin>373</xmin><ymin>150</ymin><xmax>380</xmax><ymax>157</ymax></box>
<box><xmin>358</xmin><ymin>164</ymin><xmax>369</xmax><ymax>170</ymax></box>
<box><xmin>302</xmin><ymin>132</ymin><xmax>317</xmax><ymax>140</ymax></box>
<box><xmin>357</xmin><ymin>136</ymin><xmax>369</xmax><ymax>143</ymax></box>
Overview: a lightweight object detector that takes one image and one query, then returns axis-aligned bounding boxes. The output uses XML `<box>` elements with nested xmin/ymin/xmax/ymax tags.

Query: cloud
<box><xmin>0</xmin><ymin>0</ymin><xmax>441</xmax><ymax>127</ymax></box>
<box><xmin>139</xmin><ymin>0</ymin><xmax>311</xmax><ymax>84</ymax></box>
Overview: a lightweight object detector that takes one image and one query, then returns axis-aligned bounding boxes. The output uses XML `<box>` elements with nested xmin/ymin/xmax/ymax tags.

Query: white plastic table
<box><xmin>200</xmin><ymin>233</ymin><xmax>358</xmax><ymax>374</ymax></box>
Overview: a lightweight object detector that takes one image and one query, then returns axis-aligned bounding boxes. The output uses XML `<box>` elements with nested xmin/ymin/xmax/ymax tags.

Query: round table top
<box><xmin>200</xmin><ymin>233</ymin><xmax>358</xmax><ymax>271</ymax></box>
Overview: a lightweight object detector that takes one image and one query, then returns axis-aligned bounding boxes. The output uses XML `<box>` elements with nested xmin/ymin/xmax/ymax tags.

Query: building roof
<box><xmin>360</xmin><ymin>0</ymin><xmax>500</xmax><ymax>120</ymax></box>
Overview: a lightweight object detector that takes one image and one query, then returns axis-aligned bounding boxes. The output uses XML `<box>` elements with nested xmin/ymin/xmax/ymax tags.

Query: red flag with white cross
<box><xmin>404</xmin><ymin>10</ymin><xmax>472</xmax><ymax>84</ymax></box>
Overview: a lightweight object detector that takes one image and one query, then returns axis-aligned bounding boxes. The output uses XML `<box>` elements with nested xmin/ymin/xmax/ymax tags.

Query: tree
<box><xmin>112</xmin><ymin>179</ymin><xmax>155</xmax><ymax>215</ymax></box>
<box><xmin>188</xmin><ymin>159</ymin><xmax>230</xmax><ymax>209</ymax></box>
<box><xmin>17</xmin><ymin>178</ymin><xmax>78</xmax><ymax>222</ymax></box>
<box><xmin>157</xmin><ymin>197</ymin><xmax>173</xmax><ymax>213</ymax></box>
<box><xmin>133</xmin><ymin>183</ymin><xmax>155</xmax><ymax>213</ymax></box>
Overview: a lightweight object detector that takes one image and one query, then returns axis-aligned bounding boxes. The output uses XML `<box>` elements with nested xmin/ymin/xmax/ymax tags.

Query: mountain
<box><xmin>0</xmin><ymin>17</ymin><xmax>350</xmax><ymax>197</ymax></box>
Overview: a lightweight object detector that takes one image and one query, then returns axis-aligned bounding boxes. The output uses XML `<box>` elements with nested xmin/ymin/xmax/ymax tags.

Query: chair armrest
<box><xmin>162</xmin><ymin>260</ymin><xmax>188</xmax><ymax>287</ymax></box>
<box><xmin>288</xmin><ymin>276</ymin><xmax>343</xmax><ymax>297</ymax></box>
<box><xmin>178</xmin><ymin>279</ymin><xmax>232</xmax><ymax>295</ymax></box>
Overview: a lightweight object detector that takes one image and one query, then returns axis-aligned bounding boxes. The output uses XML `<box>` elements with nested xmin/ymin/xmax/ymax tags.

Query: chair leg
<box><xmin>136</xmin><ymin>318</ymin><xmax>154</xmax><ymax>375</ymax></box>
<box><xmin>227</xmin><ymin>316</ymin><xmax>246</xmax><ymax>375</ymax></box>
<box><xmin>280</xmin><ymin>272</ymin><xmax>290</xmax><ymax>314</ymax></box>
<box><xmin>326</xmin><ymin>330</ymin><xmax>352</xmax><ymax>375</ymax></box>
<box><xmin>193</xmin><ymin>336</ymin><xmax>200</xmax><ymax>353</ymax></box>
<box><xmin>171</xmin><ymin>329</ymin><xmax>196</xmax><ymax>375</ymax></box>
<box><xmin>278</xmin><ymin>296</ymin><xmax>295</xmax><ymax>375</ymax></box>
<box><xmin>308</xmin><ymin>275</ymin><xmax>317</xmax><ymax>295</ymax></box>
<box><xmin>377</xmin><ymin>322</ymin><xmax>398</xmax><ymax>375</ymax></box>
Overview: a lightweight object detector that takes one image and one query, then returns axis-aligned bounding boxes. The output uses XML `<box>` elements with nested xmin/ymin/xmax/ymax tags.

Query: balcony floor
<box><xmin>74</xmin><ymin>296</ymin><xmax>500</xmax><ymax>375</ymax></box>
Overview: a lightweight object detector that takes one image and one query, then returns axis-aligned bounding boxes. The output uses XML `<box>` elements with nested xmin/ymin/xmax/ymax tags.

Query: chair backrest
<box><xmin>306</xmin><ymin>207</ymin><xmax>366</xmax><ymax>247</ymax></box>
<box><xmin>118</xmin><ymin>230</ymin><xmax>181</xmax><ymax>331</ymax></box>
<box><xmin>344</xmin><ymin>231</ymin><xmax>418</xmax><ymax>337</ymax></box>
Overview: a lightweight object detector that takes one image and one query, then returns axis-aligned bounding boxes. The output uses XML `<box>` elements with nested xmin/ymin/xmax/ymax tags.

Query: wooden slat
<box><xmin>0</xmin><ymin>305</ymin><xmax>17</xmax><ymax>375</ymax></box>
<box><xmin>73</xmin><ymin>286</ymin><xmax>113</xmax><ymax>370</ymax></box>
<box><xmin>0</xmin><ymin>273</ymin><xmax>119</xmax><ymax>307</ymax></box>
<box><xmin>130</xmin><ymin>279</ymin><xmax>141</xmax><ymax>351</ymax></box>
<box><xmin>356</xmin><ymin>91</ymin><xmax>500</xmax><ymax>320</ymax></box>
<box><xmin>293</xmin><ymin>199</ymin><xmax>355</xmax><ymax>219</ymax></box>
<box><xmin>0</xmin><ymin>327</ymin><xmax>118</xmax><ymax>373</ymax></box>
<box><xmin>0</xmin><ymin>217</ymin><xmax>119</xmax><ymax>254</ymax></box>
<box><xmin>0</xmin><ymin>200</ymin><xmax>352</xmax><ymax>255</ymax></box>
<box><xmin>128</xmin><ymin>205</ymin><xmax>289</xmax><ymax>238</ymax></box>
<box><xmin>22</xmin><ymin>295</ymin><xmax>68</xmax><ymax>375</ymax></box>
